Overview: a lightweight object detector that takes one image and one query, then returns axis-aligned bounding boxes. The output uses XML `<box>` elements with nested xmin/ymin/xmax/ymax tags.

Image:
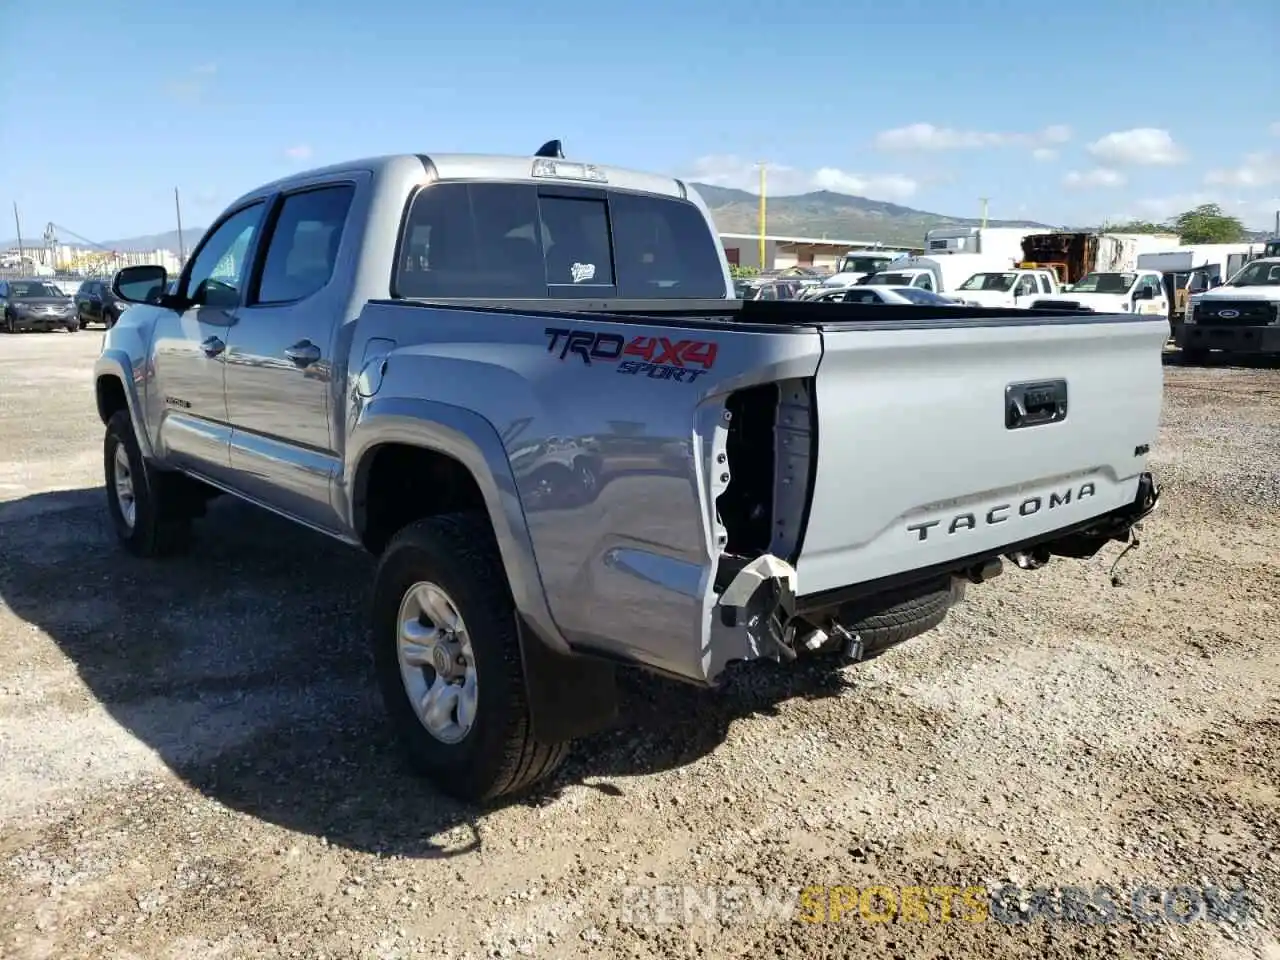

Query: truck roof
<box><xmin>229</xmin><ymin>152</ymin><xmax>690</xmax><ymax>209</ymax></box>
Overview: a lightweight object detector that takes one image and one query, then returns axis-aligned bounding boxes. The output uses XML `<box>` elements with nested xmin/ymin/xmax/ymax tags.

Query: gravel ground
<box><xmin>1</xmin><ymin>332</ymin><xmax>1277</xmax><ymax>960</ymax></box>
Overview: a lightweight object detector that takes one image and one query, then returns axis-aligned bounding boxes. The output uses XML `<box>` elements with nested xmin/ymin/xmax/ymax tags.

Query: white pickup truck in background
<box><xmin>1179</xmin><ymin>256</ymin><xmax>1280</xmax><ymax>361</ymax></box>
<box><xmin>862</xmin><ymin>253</ymin><xmax>1013</xmax><ymax>295</ymax></box>
<box><xmin>950</xmin><ymin>268</ymin><xmax>1062</xmax><ymax>309</ymax></box>
<box><xmin>1030</xmin><ymin>270</ymin><xmax>1170</xmax><ymax>317</ymax></box>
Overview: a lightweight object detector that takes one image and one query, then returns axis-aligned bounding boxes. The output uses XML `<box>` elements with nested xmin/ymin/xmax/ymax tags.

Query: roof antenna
<box><xmin>535</xmin><ymin>139</ymin><xmax>565</xmax><ymax>159</ymax></box>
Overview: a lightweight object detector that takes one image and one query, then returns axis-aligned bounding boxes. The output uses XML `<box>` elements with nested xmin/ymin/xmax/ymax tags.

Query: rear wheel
<box><xmin>370</xmin><ymin>513</ymin><xmax>568</xmax><ymax>803</ymax></box>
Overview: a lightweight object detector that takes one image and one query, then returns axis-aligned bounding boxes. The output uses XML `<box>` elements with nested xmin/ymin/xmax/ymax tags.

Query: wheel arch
<box><xmin>345</xmin><ymin>397</ymin><xmax>567</xmax><ymax>656</ymax></box>
<box><xmin>93</xmin><ymin>349</ymin><xmax>155</xmax><ymax>459</ymax></box>
<box><xmin>348</xmin><ymin>398</ymin><xmax>618</xmax><ymax>746</ymax></box>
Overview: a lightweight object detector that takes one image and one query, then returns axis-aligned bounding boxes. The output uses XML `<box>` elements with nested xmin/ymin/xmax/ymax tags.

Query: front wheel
<box><xmin>370</xmin><ymin>513</ymin><xmax>568</xmax><ymax>803</ymax></box>
<box><xmin>103</xmin><ymin>410</ymin><xmax>193</xmax><ymax>556</ymax></box>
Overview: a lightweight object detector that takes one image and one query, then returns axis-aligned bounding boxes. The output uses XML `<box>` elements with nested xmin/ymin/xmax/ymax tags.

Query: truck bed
<box><xmin>374</xmin><ymin>296</ymin><xmax>1098</xmax><ymax>331</ymax></box>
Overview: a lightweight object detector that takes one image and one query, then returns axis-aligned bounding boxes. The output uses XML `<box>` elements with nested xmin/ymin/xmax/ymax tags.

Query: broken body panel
<box><xmin>353</xmin><ymin>299</ymin><xmax>1165</xmax><ymax>686</ymax></box>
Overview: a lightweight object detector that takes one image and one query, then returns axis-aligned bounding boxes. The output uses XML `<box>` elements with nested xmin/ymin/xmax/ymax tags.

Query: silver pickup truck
<box><xmin>94</xmin><ymin>142</ymin><xmax>1164</xmax><ymax>802</ymax></box>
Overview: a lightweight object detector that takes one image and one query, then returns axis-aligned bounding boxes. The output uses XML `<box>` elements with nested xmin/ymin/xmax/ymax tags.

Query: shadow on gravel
<box><xmin>0</xmin><ymin>486</ymin><xmax>856</xmax><ymax>858</ymax></box>
<box><xmin>1162</xmin><ymin>351</ymin><xmax>1280</xmax><ymax>370</ymax></box>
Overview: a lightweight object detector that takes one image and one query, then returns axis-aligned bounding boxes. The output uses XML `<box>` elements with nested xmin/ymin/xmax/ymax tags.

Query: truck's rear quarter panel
<box><xmin>347</xmin><ymin>303</ymin><xmax>822</xmax><ymax>680</ymax></box>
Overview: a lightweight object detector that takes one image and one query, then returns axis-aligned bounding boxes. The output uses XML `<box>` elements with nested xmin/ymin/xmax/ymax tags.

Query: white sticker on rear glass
<box><xmin>570</xmin><ymin>262</ymin><xmax>596</xmax><ymax>283</ymax></box>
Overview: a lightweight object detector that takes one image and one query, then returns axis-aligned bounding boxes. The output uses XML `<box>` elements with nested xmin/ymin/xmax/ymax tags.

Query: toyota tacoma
<box><xmin>93</xmin><ymin>141</ymin><xmax>1164</xmax><ymax>802</ymax></box>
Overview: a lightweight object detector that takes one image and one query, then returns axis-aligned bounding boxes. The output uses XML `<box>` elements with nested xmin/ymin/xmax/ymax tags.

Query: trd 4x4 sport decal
<box><xmin>543</xmin><ymin>327</ymin><xmax>718</xmax><ymax>384</ymax></box>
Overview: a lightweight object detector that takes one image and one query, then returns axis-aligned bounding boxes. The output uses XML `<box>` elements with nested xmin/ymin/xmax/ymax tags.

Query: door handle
<box><xmin>284</xmin><ymin>340</ymin><xmax>322</xmax><ymax>367</ymax></box>
<box><xmin>201</xmin><ymin>336</ymin><xmax>225</xmax><ymax>358</ymax></box>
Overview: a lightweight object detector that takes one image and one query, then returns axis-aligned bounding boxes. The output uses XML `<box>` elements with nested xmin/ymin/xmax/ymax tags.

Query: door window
<box><xmin>254</xmin><ymin>185</ymin><xmax>355</xmax><ymax>304</ymax></box>
<box><xmin>183</xmin><ymin>203</ymin><xmax>264</xmax><ymax>309</ymax></box>
<box><xmin>1016</xmin><ymin>274</ymin><xmax>1038</xmax><ymax>297</ymax></box>
<box><xmin>1038</xmin><ymin>274</ymin><xmax>1052</xmax><ymax>293</ymax></box>
<box><xmin>913</xmin><ymin>274</ymin><xmax>934</xmax><ymax>290</ymax></box>
<box><xmin>842</xmin><ymin>289</ymin><xmax>883</xmax><ymax>303</ymax></box>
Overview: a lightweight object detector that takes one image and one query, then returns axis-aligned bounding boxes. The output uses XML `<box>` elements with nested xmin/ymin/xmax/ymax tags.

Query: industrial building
<box><xmin>719</xmin><ymin>232</ymin><xmax>923</xmax><ymax>272</ymax></box>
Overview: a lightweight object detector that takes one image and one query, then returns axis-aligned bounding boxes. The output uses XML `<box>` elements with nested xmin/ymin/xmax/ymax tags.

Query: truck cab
<box><xmin>951</xmin><ymin>268</ymin><xmax>1059</xmax><ymax>309</ymax></box>
<box><xmin>806</xmin><ymin>250</ymin><xmax>910</xmax><ymax>294</ymax></box>
<box><xmin>1029</xmin><ymin>270</ymin><xmax>1169</xmax><ymax>317</ymax></box>
<box><xmin>864</xmin><ymin>254</ymin><xmax>1015</xmax><ymax>295</ymax></box>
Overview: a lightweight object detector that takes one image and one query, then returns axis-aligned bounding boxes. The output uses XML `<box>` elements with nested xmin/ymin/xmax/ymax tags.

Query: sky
<box><xmin>2</xmin><ymin>0</ymin><xmax>1278</xmax><ymax>243</ymax></box>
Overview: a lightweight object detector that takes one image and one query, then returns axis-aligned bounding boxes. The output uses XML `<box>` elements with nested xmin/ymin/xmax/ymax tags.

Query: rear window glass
<box><xmin>393</xmin><ymin>182</ymin><xmax>726</xmax><ymax>299</ymax></box>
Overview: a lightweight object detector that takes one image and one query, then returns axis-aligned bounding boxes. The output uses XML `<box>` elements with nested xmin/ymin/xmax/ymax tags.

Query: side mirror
<box><xmin>113</xmin><ymin>264</ymin><xmax>169</xmax><ymax>304</ymax></box>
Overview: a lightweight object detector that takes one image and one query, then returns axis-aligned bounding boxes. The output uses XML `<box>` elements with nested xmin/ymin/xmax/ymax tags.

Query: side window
<box><xmin>539</xmin><ymin>195</ymin><xmax>615</xmax><ymax>290</ymax></box>
<box><xmin>183</xmin><ymin>203</ymin><xmax>265</xmax><ymax>309</ymax></box>
<box><xmin>843</xmin><ymin>289</ymin><xmax>882</xmax><ymax>303</ymax></box>
<box><xmin>1016</xmin><ymin>274</ymin><xmax>1038</xmax><ymax>296</ymax></box>
<box><xmin>395</xmin><ymin>183</ymin><xmax>544</xmax><ymax>298</ymax></box>
<box><xmin>1038</xmin><ymin>273</ymin><xmax>1052</xmax><ymax>293</ymax></box>
<box><xmin>914</xmin><ymin>274</ymin><xmax>933</xmax><ymax>291</ymax></box>
<box><xmin>254</xmin><ymin>184</ymin><xmax>355</xmax><ymax>305</ymax></box>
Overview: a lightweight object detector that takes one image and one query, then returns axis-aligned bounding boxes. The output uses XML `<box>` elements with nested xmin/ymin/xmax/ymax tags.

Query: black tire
<box><xmin>836</xmin><ymin>578</ymin><xmax>965</xmax><ymax>659</ymax></box>
<box><xmin>370</xmin><ymin>512</ymin><xmax>568</xmax><ymax>803</ymax></box>
<box><xmin>1180</xmin><ymin>347</ymin><xmax>1209</xmax><ymax>364</ymax></box>
<box><xmin>103</xmin><ymin>409</ymin><xmax>194</xmax><ymax>557</ymax></box>
<box><xmin>65</xmin><ymin>320</ymin><xmax>80</xmax><ymax>333</ymax></box>
<box><xmin>3</xmin><ymin>313</ymin><xmax>15</xmax><ymax>334</ymax></box>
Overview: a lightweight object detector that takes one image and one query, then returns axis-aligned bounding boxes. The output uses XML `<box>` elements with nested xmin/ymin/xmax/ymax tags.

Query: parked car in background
<box><xmin>74</xmin><ymin>277</ymin><xmax>132</xmax><ymax>328</ymax></box>
<box><xmin>734</xmin><ymin>277</ymin><xmax>804</xmax><ymax>300</ymax></box>
<box><xmin>809</xmin><ymin>285</ymin><xmax>963</xmax><ymax>306</ymax></box>
<box><xmin>0</xmin><ymin>278</ymin><xmax>79</xmax><ymax>333</ymax></box>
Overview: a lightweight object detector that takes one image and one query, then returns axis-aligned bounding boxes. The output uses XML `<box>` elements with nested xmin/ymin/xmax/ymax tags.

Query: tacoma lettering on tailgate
<box><xmin>544</xmin><ymin>327</ymin><xmax>717</xmax><ymax>384</ymax></box>
<box><xmin>907</xmin><ymin>482</ymin><xmax>1097</xmax><ymax>541</ymax></box>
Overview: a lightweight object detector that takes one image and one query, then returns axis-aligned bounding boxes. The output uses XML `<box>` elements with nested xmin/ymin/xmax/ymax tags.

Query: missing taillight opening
<box><xmin>715</xmin><ymin>384</ymin><xmax>779</xmax><ymax>558</ymax></box>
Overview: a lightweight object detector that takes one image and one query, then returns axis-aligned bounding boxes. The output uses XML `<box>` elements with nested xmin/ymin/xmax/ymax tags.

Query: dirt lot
<box><xmin>1</xmin><ymin>331</ymin><xmax>1277</xmax><ymax>960</ymax></box>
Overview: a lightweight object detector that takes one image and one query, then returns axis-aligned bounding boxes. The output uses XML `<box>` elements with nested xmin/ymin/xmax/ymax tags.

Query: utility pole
<box><xmin>12</xmin><ymin>202</ymin><xmax>25</xmax><ymax>276</ymax></box>
<box><xmin>979</xmin><ymin>197</ymin><xmax>989</xmax><ymax>230</ymax></box>
<box><xmin>174</xmin><ymin>187</ymin><xmax>186</xmax><ymax>263</ymax></box>
<box><xmin>757</xmin><ymin>161</ymin><xmax>768</xmax><ymax>271</ymax></box>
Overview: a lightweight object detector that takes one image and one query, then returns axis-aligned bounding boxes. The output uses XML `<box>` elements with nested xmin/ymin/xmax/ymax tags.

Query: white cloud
<box><xmin>874</xmin><ymin>123</ymin><xmax>1071</xmax><ymax>153</ymax></box>
<box><xmin>284</xmin><ymin>145</ymin><xmax>314</xmax><ymax>161</ymax></box>
<box><xmin>1032</xmin><ymin>147</ymin><xmax>1058</xmax><ymax>162</ymax></box>
<box><xmin>686</xmin><ymin>155</ymin><xmax>918</xmax><ymax>201</ymax></box>
<box><xmin>1087</xmin><ymin>128</ymin><xmax>1185</xmax><ymax>166</ymax></box>
<box><xmin>1204</xmin><ymin>151</ymin><xmax>1280</xmax><ymax>188</ymax></box>
<box><xmin>1063</xmin><ymin>168</ymin><xmax>1126</xmax><ymax>189</ymax></box>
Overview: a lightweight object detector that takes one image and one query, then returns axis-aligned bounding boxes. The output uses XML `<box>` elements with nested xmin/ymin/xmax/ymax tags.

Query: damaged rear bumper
<box><xmin>708</xmin><ymin>471</ymin><xmax>1161</xmax><ymax>678</ymax></box>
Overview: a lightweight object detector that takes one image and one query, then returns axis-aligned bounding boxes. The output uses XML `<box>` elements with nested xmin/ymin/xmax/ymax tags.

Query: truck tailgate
<box><xmin>795</xmin><ymin>315</ymin><xmax>1167</xmax><ymax>597</ymax></box>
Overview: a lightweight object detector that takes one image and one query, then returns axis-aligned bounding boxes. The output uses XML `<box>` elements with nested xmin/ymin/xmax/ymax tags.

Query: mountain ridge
<box><xmin>7</xmin><ymin>184</ymin><xmax>1266</xmax><ymax>254</ymax></box>
<box><xmin>0</xmin><ymin>185</ymin><xmax>1058</xmax><ymax>255</ymax></box>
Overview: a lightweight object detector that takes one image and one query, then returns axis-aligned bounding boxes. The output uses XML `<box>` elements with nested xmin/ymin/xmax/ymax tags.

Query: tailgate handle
<box><xmin>1006</xmin><ymin>379</ymin><xmax>1067</xmax><ymax>429</ymax></box>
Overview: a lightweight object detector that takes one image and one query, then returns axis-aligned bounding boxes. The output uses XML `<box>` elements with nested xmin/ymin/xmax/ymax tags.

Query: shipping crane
<box><xmin>44</xmin><ymin>222</ymin><xmax>120</xmax><ymax>275</ymax></box>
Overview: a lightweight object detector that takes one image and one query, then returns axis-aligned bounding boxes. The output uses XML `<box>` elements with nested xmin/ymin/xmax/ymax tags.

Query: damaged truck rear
<box><xmin>96</xmin><ymin>145</ymin><xmax>1165</xmax><ymax>802</ymax></box>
